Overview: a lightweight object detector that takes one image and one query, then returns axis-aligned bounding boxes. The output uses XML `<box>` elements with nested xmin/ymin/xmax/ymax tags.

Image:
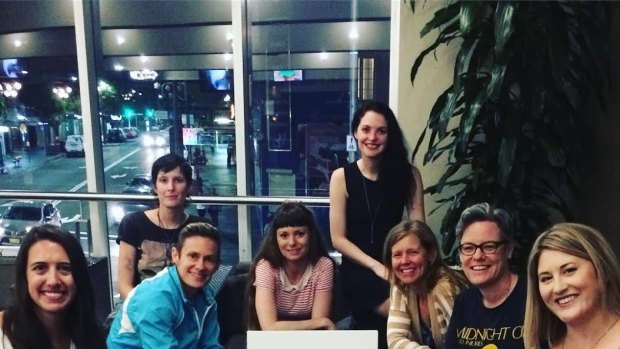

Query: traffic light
<box><xmin>145</xmin><ymin>108</ymin><xmax>154</xmax><ymax>118</ymax></box>
<box><xmin>123</xmin><ymin>107</ymin><xmax>135</xmax><ymax>118</ymax></box>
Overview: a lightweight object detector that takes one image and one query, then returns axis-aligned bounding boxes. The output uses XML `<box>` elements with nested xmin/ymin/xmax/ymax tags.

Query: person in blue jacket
<box><xmin>107</xmin><ymin>222</ymin><xmax>223</xmax><ymax>349</ymax></box>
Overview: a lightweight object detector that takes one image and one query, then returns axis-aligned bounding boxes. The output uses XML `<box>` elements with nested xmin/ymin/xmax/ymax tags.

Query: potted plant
<box><xmin>410</xmin><ymin>1</ymin><xmax>609</xmax><ymax>267</ymax></box>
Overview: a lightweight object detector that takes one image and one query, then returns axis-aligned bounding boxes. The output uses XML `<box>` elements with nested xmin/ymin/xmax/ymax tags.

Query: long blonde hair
<box><xmin>523</xmin><ymin>223</ymin><xmax>620</xmax><ymax>349</ymax></box>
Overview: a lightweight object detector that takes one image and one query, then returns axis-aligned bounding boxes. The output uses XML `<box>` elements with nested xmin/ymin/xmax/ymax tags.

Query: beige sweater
<box><xmin>386</xmin><ymin>270</ymin><xmax>467</xmax><ymax>349</ymax></box>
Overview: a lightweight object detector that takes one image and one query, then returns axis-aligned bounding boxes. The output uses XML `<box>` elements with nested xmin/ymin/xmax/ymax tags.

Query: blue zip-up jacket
<box><xmin>107</xmin><ymin>266</ymin><xmax>223</xmax><ymax>349</ymax></box>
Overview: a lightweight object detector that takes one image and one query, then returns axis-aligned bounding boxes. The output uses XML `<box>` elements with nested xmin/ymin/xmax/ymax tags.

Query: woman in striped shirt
<box><xmin>384</xmin><ymin>220</ymin><xmax>468</xmax><ymax>349</ymax></box>
<box><xmin>247</xmin><ymin>201</ymin><xmax>336</xmax><ymax>330</ymax></box>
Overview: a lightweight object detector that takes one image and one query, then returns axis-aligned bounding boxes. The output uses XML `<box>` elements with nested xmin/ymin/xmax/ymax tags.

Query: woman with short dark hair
<box><xmin>117</xmin><ymin>153</ymin><xmax>207</xmax><ymax>299</ymax></box>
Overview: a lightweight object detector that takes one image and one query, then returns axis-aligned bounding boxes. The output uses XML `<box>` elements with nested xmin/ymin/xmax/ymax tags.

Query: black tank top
<box><xmin>343</xmin><ymin>162</ymin><xmax>407</xmax><ymax>266</ymax></box>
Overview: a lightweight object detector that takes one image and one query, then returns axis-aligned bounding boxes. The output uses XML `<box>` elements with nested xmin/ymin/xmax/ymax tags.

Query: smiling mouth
<box><xmin>471</xmin><ymin>265</ymin><xmax>489</xmax><ymax>271</ymax></box>
<box><xmin>556</xmin><ymin>295</ymin><xmax>577</xmax><ymax>305</ymax></box>
<box><xmin>42</xmin><ymin>290</ymin><xmax>66</xmax><ymax>300</ymax></box>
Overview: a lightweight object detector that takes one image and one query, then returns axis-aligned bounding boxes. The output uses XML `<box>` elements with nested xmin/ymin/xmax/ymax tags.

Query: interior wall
<box><xmin>391</xmin><ymin>0</ymin><xmax>461</xmax><ymax>248</ymax></box>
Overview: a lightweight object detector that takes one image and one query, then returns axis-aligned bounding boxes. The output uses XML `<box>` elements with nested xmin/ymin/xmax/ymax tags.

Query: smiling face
<box><xmin>172</xmin><ymin>236</ymin><xmax>219</xmax><ymax>298</ymax></box>
<box><xmin>537</xmin><ymin>249</ymin><xmax>602</xmax><ymax>326</ymax></box>
<box><xmin>26</xmin><ymin>240</ymin><xmax>77</xmax><ymax>316</ymax></box>
<box><xmin>459</xmin><ymin>221</ymin><xmax>513</xmax><ymax>289</ymax></box>
<box><xmin>276</xmin><ymin>226</ymin><xmax>310</xmax><ymax>263</ymax></box>
<box><xmin>354</xmin><ymin>111</ymin><xmax>388</xmax><ymax>159</ymax></box>
<box><xmin>155</xmin><ymin>166</ymin><xmax>190</xmax><ymax>208</ymax></box>
<box><xmin>391</xmin><ymin>234</ymin><xmax>432</xmax><ymax>287</ymax></box>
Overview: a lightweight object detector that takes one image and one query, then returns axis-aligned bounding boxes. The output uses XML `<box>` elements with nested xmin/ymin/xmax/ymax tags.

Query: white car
<box><xmin>0</xmin><ymin>201</ymin><xmax>62</xmax><ymax>245</ymax></box>
<box><xmin>65</xmin><ymin>135</ymin><xmax>85</xmax><ymax>157</ymax></box>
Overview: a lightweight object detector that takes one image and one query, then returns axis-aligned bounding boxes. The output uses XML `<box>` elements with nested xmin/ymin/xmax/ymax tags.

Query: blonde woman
<box><xmin>524</xmin><ymin>223</ymin><xmax>620</xmax><ymax>349</ymax></box>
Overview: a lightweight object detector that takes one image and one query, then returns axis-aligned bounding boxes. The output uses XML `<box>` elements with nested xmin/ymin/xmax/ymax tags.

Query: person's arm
<box><xmin>386</xmin><ymin>285</ymin><xmax>430</xmax><ymax>349</ymax></box>
<box><xmin>121</xmin><ymin>288</ymin><xmax>182</xmax><ymax>349</ymax></box>
<box><xmin>118</xmin><ymin>241</ymin><xmax>137</xmax><ymax>300</ymax></box>
<box><xmin>329</xmin><ymin>168</ymin><xmax>388</xmax><ymax>280</ymax></box>
<box><xmin>309</xmin><ymin>259</ymin><xmax>335</xmax><ymax>329</ymax></box>
<box><xmin>408</xmin><ymin>167</ymin><xmax>426</xmax><ymax>222</ymax></box>
<box><xmin>255</xmin><ymin>287</ymin><xmax>333</xmax><ymax>330</ymax></box>
<box><xmin>254</xmin><ymin>261</ymin><xmax>333</xmax><ymax>330</ymax></box>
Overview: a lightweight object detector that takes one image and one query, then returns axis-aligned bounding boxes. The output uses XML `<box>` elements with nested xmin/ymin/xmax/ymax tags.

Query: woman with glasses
<box><xmin>445</xmin><ymin>203</ymin><xmax>527</xmax><ymax>349</ymax></box>
<box><xmin>523</xmin><ymin>223</ymin><xmax>620</xmax><ymax>349</ymax></box>
<box><xmin>383</xmin><ymin>220</ymin><xmax>468</xmax><ymax>349</ymax></box>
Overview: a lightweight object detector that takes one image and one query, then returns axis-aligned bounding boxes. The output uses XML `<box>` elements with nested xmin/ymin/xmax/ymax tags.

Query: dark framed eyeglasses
<box><xmin>458</xmin><ymin>241</ymin><xmax>506</xmax><ymax>256</ymax></box>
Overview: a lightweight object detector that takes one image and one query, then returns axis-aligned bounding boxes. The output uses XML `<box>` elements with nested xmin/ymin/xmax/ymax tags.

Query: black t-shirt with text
<box><xmin>445</xmin><ymin>275</ymin><xmax>526</xmax><ymax>349</ymax></box>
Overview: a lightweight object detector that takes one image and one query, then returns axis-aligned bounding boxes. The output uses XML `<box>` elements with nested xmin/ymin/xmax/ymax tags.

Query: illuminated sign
<box><xmin>129</xmin><ymin>69</ymin><xmax>158</xmax><ymax>80</ymax></box>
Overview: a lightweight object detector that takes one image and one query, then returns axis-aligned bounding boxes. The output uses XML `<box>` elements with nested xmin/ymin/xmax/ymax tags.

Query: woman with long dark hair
<box><xmin>330</xmin><ymin>101</ymin><xmax>425</xmax><ymax>349</ymax></box>
<box><xmin>0</xmin><ymin>224</ymin><xmax>106</xmax><ymax>349</ymax></box>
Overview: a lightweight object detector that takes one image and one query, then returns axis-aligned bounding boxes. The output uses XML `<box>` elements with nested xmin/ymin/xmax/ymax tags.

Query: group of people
<box><xmin>1</xmin><ymin>101</ymin><xmax>619</xmax><ymax>349</ymax></box>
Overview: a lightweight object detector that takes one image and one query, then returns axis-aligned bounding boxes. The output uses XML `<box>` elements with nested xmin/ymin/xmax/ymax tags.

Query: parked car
<box><xmin>0</xmin><ymin>200</ymin><xmax>62</xmax><ymax>245</ymax></box>
<box><xmin>108</xmin><ymin>174</ymin><xmax>156</xmax><ymax>225</ymax></box>
<box><xmin>107</xmin><ymin>128</ymin><xmax>127</xmax><ymax>143</ymax></box>
<box><xmin>122</xmin><ymin>127</ymin><xmax>138</xmax><ymax>139</ymax></box>
<box><xmin>65</xmin><ymin>135</ymin><xmax>85</xmax><ymax>157</ymax></box>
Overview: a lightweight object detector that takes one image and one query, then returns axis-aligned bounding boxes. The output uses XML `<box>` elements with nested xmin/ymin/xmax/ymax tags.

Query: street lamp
<box><xmin>0</xmin><ymin>81</ymin><xmax>22</xmax><ymax>98</ymax></box>
<box><xmin>52</xmin><ymin>86</ymin><xmax>73</xmax><ymax>99</ymax></box>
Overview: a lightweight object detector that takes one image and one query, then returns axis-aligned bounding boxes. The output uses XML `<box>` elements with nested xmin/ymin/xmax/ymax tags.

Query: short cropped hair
<box><xmin>455</xmin><ymin>202</ymin><xmax>515</xmax><ymax>243</ymax></box>
<box><xmin>523</xmin><ymin>223</ymin><xmax>620</xmax><ymax>349</ymax></box>
<box><xmin>151</xmin><ymin>153</ymin><xmax>193</xmax><ymax>187</ymax></box>
<box><xmin>175</xmin><ymin>222</ymin><xmax>221</xmax><ymax>263</ymax></box>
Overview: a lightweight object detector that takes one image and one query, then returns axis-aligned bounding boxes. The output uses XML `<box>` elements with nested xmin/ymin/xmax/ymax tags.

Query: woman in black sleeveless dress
<box><xmin>330</xmin><ymin>101</ymin><xmax>425</xmax><ymax>349</ymax></box>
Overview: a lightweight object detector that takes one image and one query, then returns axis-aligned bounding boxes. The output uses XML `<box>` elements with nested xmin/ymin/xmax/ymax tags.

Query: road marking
<box><xmin>68</xmin><ymin>148</ymin><xmax>140</xmax><ymax>193</ymax></box>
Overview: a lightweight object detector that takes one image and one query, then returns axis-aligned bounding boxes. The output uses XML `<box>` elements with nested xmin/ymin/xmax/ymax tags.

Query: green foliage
<box><xmin>411</xmin><ymin>1</ymin><xmax>609</xmax><ymax>267</ymax></box>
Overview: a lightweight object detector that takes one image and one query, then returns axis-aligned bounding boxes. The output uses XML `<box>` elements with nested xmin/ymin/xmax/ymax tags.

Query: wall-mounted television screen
<box><xmin>2</xmin><ymin>58</ymin><xmax>22</xmax><ymax>78</ymax></box>
<box><xmin>199</xmin><ymin>69</ymin><xmax>232</xmax><ymax>91</ymax></box>
<box><xmin>274</xmin><ymin>69</ymin><xmax>303</xmax><ymax>82</ymax></box>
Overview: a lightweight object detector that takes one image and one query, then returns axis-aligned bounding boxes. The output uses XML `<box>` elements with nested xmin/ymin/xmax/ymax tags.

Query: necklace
<box><xmin>562</xmin><ymin>316</ymin><xmax>619</xmax><ymax>349</ymax></box>
<box><xmin>362</xmin><ymin>176</ymin><xmax>382</xmax><ymax>244</ymax></box>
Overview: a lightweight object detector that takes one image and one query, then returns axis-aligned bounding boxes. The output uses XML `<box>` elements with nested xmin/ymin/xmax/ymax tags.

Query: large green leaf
<box><xmin>421</xmin><ymin>1</ymin><xmax>460</xmax><ymax>37</ymax></box>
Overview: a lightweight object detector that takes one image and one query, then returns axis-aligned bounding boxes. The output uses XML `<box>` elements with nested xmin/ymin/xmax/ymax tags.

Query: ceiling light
<box><xmin>226</xmin><ymin>32</ymin><xmax>234</xmax><ymax>41</ymax></box>
<box><xmin>140</xmin><ymin>55</ymin><xmax>148</xmax><ymax>63</ymax></box>
<box><xmin>114</xmin><ymin>64</ymin><xmax>124</xmax><ymax>71</ymax></box>
<box><xmin>224</xmin><ymin>53</ymin><xmax>232</xmax><ymax>61</ymax></box>
<box><xmin>349</xmin><ymin>28</ymin><xmax>359</xmax><ymax>40</ymax></box>
<box><xmin>320</xmin><ymin>51</ymin><xmax>328</xmax><ymax>60</ymax></box>
<box><xmin>117</xmin><ymin>36</ymin><xmax>125</xmax><ymax>45</ymax></box>
<box><xmin>14</xmin><ymin>40</ymin><xmax>22</xmax><ymax>47</ymax></box>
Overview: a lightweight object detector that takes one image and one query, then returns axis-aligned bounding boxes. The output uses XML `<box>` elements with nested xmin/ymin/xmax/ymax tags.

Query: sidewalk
<box><xmin>1</xmin><ymin>148</ymin><xmax>64</xmax><ymax>176</ymax></box>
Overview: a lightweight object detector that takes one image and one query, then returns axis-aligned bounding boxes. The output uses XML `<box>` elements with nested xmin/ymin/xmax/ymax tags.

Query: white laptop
<box><xmin>247</xmin><ymin>330</ymin><xmax>377</xmax><ymax>349</ymax></box>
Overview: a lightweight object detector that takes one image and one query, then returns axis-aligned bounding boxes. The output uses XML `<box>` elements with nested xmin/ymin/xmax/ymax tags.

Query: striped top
<box><xmin>387</xmin><ymin>271</ymin><xmax>467</xmax><ymax>349</ymax></box>
<box><xmin>254</xmin><ymin>257</ymin><xmax>334</xmax><ymax>320</ymax></box>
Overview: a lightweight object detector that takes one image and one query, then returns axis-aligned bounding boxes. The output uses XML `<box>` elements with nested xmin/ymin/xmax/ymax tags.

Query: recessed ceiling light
<box><xmin>224</xmin><ymin>53</ymin><xmax>232</xmax><ymax>61</ymax></box>
<box><xmin>140</xmin><ymin>55</ymin><xmax>148</xmax><ymax>63</ymax></box>
<box><xmin>320</xmin><ymin>51</ymin><xmax>328</xmax><ymax>60</ymax></box>
<box><xmin>14</xmin><ymin>40</ymin><xmax>22</xmax><ymax>47</ymax></box>
<box><xmin>117</xmin><ymin>36</ymin><xmax>125</xmax><ymax>45</ymax></box>
<box><xmin>114</xmin><ymin>64</ymin><xmax>124</xmax><ymax>71</ymax></box>
<box><xmin>349</xmin><ymin>28</ymin><xmax>359</xmax><ymax>40</ymax></box>
<box><xmin>226</xmin><ymin>32</ymin><xmax>234</xmax><ymax>41</ymax></box>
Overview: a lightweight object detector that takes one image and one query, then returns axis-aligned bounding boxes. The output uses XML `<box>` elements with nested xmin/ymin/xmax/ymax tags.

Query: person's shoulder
<box><xmin>129</xmin><ymin>268</ymin><xmax>178</xmax><ymax>303</ymax></box>
<box><xmin>120</xmin><ymin>210</ymin><xmax>149</xmax><ymax>225</ymax></box>
<box><xmin>315</xmin><ymin>256</ymin><xmax>334</xmax><ymax>270</ymax></box>
<box><xmin>0</xmin><ymin>310</ymin><xmax>4</xmax><ymax>327</ymax></box>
